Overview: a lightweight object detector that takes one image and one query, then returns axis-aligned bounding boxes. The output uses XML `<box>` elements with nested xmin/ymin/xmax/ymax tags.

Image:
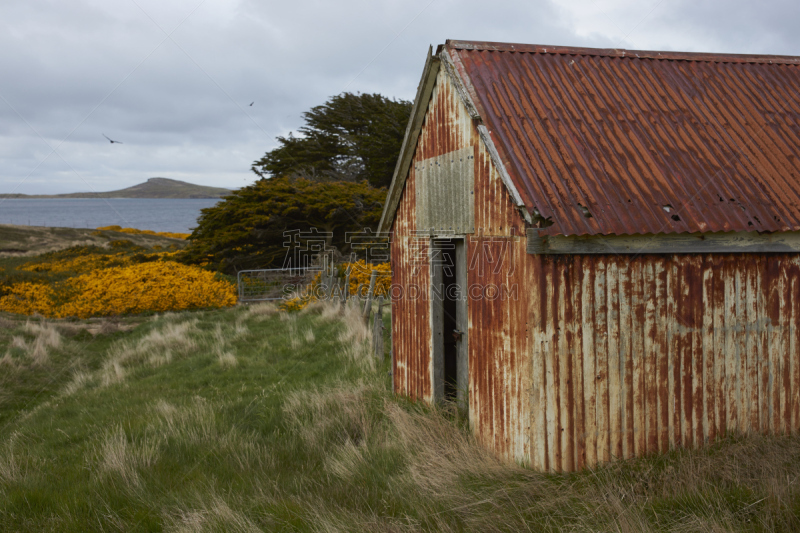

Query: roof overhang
<box><xmin>528</xmin><ymin>229</ymin><xmax>800</xmax><ymax>254</ymax></box>
<box><xmin>446</xmin><ymin>40</ymin><xmax>800</xmax><ymax>65</ymax></box>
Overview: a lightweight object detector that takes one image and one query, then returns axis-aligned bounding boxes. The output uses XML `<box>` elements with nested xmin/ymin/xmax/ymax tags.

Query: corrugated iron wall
<box><xmin>528</xmin><ymin>253</ymin><xmax>800</xmax><ymax>472</ymax></box>
<box><xmin>468</xmin><ymin>127</ymin><xmax>531</xmax><ymax>461</ymax></box>
<box><xmin>466</xmin><ymin>235</ymin><xmax>531</xmax><ymax>462</ymax></box>
<box><xmin>414</xmin><ymin>145</ymin><xmax>475</xmax><ymax>234</ymax></box>
<box><xmin>390</xmin><ymin>179</ymin><xmax>431</xmax><ymax>401</ymax></box>
<box><xmin>391</xmin><ymin>65</ymin><xmax>473</xmax><ymax>402</ymax></box>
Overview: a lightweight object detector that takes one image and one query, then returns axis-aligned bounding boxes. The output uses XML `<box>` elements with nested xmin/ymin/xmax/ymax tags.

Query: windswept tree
<box><xmin>183</xmin><ymin>92</ymin><xmax>406</xmax><ymax>273</ymax></box>
<box><xmin>251</xmin><ymin>92</ymin><xmax>411</xmax><ymax>188</ymax></box>
<box><xmin>181</xmin><ymin>177</ymin><xmax>385</xmax><ymax>273</ymax></box>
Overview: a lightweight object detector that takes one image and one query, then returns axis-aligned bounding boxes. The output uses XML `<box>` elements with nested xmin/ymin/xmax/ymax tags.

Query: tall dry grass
<box><xmin>211</xmin><ymin>324</ymin><xmax>238</xmax><ymax>367</ymax></box>
<box><xmin>150</xmin><ymin>397</ymin><xmax>271</xmax><ymax>472</ymax></box>
<box><xmin>93</xmin><ymin>425</ymin><xmax>161</xmax><ymax>490</ymax></box>
<box><xmin>7</xmin><ymin>297</ymin><xmax>799</xmax><ymax>531</ymax></box>
<box><xmin>283</xmin><ymin>383</ymin><xmax>379</xmax><ymax>458</ymax></box>
<box><xmin>238</xmin><ymin>302</ymin><xmax>279</xmax><ymax>323</ymax></box>
<box><xmin>56</xmin><ymin>311</ymin><xmax>253</xmax><ymax>398</ymax></box>
<box><xmin>320</xmin><ymin>302</ymin><xmax>344</xmax><ymax>322</ymax></box>
<box><xmin>389</xmin><ymin>407</ymin><xmax>800</xmax><ymax>531</ymax></box>
<box><xmin>0</xmin><ymin>432</ymin><xmax>37</xmax><ymax>487</ymax></box>
<box><xmin>85</xmin><ymin>396</ymin><xmax>272</xmax><ymax>499</ymax></box>
<box><xmin>335</xmin><ymin>301</ymin><xmax>372</xmax><ymax>369</ymax></box>
<box><xmin>280</xmin><ymin>370</ymin><xmax>800</xmax><ymax>532</ymax></box>
<box><xmin>61</xmin><ymin>370</ymin><xmax>92</xmax><ymax>397</ymax></box>
<box><xmin>98</xmin><ymin>318</ymin><xmax>198</xmax><ymax>387</ymax></box>
<box><xmin>30</xmin><ymin>321</ymin><xmax>61</xmax><ymax>364</ymax></box>
<box><xmin>163</xmin><ymin>492</ymin><xmax>263</xmax><ymax>533</ymax></box>
<box><xmin>1</xmin><ymin>321</ymin><xmax>63</xmax><ymax>366</ymax></box>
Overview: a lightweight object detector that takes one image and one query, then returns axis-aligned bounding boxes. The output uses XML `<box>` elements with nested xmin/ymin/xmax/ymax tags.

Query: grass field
<box><xmin>0</xmin><ymin>224</ymin><xmax>186</xmax><ymax>257</ymax></box>
<box><xmin>1</xmin><ymin>302</ymin><xmax>800</xmax><ymax>531</ymax></box>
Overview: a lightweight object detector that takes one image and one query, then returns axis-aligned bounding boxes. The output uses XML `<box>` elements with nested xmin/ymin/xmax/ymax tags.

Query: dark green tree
<box><xmin>181</xmin><ymin>177</ymin><xmax>385</xmax><ymax>273</ymax></box>
<box><xmin>251</xmin><ymin>92</ymin><xmax>411</xmax><ymax>188</ymax></box>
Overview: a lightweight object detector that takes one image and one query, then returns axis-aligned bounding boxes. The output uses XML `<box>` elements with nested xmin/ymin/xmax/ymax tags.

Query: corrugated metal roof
<box><xmin>446</xmin><ymin>40</ymin><xmax>800</xmax><ymax>237</ymax></box>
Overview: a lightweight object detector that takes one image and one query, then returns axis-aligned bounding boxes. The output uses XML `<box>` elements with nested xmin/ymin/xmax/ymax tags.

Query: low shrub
<box><xmin>280</xmin><ymin>261</ymin><xmax>391</xmax><ymax>311</ymax></box>
<box><xmin>96</xmin><ymin>225</ymin><xmax>190</xmax><ymax>240</ymax></box>
<box><xmin>1</xmin><ymin>262</ymin><xmax>235</xmax><ymax>318</ymax></box>
<box><xmin>0</xmin><ymin>243</ymin><xmax>235</xmax><ymax>318</ymax></box>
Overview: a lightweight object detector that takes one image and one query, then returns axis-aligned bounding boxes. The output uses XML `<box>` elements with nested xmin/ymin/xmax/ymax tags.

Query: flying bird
<box><xmin>103</xmin><ymin>134</ymin><xmax>123</xmax><ymax>144</ymax></box>
<box><xmin>249</xmin><ymin>101</ymin><xmax>254</xmax><ymax>106</ymax></box>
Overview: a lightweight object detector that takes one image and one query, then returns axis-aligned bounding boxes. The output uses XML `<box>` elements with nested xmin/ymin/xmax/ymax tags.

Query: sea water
<box><xmin>0</xmin><ymin>198</ymin><xmax>221</xmax><ymax>234</ymax></box>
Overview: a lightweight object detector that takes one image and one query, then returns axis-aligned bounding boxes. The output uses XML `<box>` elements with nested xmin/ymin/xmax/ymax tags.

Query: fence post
<box><xmin>372</xmin><ymin>296</ymin><xmax>384</xmax><ymax>360</ymax></box>
<box><xmin>362</xmin><ymin>270</ymin><xmax>378</xmax><ymax>323</ymax></box>
<box><xmin>343</xmin><ymin>269</ymin><xmax>350</xmax><ymax>306</ymax></box>
<box><xmin>326</xmin><ymin>264</ymin><xmax>336</xmax><ymax>301</ymax></box>
<box><xmin>317</xmin><ymin>268</ymin><xmax>325</xmax><ymax>301</ymax></box>
<box><xmin>355</xmin><ymin>283</ymin><xmax>364</xmax><ymax>306</ymax></box>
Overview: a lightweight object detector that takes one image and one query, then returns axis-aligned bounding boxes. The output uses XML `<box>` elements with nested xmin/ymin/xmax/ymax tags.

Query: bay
<box><xmin>0</xmin><ymin>198</ymin><xmax>221</xmax><ymax>234</ymax></box>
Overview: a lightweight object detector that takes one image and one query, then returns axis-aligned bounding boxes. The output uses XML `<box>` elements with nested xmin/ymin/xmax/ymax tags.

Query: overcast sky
<box><xmin>1</xmin><ymin>0</ymin><xmax>799</xmax><ymax>194</ymax></box>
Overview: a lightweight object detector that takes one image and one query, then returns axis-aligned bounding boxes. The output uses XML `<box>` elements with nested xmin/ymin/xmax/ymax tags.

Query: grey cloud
<box><xmin>0</xmin><ymin>0</ymin><xmax>797</xmax><ymax>195</ymax></box>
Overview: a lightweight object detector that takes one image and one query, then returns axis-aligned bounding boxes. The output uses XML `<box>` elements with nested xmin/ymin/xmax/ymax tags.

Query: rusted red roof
<box><xmin>445</xmin><ymin>40</ymin><xmax>800</xmax><ymax>236</ymax></box>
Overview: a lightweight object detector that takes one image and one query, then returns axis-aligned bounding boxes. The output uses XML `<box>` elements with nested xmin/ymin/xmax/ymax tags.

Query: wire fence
<box><xmin>236</xmin><ymin>267</ymin><xmax>318</xmax><ymax>302</ymax></box>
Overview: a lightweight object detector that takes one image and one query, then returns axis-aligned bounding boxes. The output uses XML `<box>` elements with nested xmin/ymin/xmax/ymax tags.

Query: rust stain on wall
<box><xmin>391</xmin><ymin>154</ymin><xmax>432</xmax><ymax>401</ymax></box>
<box><xmin>526</xmin><ymin>253</ymin><xmax>800</xmax><ymax>472</ymax></box>
<box><xmin>468</xmin><ymin>119</ymin><xmax>531</xmax><ymax>462</ymax></box>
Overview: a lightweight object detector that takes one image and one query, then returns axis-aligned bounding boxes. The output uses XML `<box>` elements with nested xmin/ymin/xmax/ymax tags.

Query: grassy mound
<box><xmin>1</xmin><ymin>304</ymin><xmax>799</xmax><ymax>531</ymax></box>
<box><xmin>0</xmin><ymin>224</ymin><xmax>186</xmax><ymax>257</ymax></box>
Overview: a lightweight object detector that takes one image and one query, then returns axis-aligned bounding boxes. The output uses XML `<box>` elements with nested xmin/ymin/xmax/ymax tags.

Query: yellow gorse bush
<box><xmin>0</xmin><ymin>261</ymin><xmax>235</xmax><ymax>318</ymax></box>
<box><xmin>96</xmin><ymin>225</ymin><xmax>191</xmax><ymax>240</ymax></box>
<box><xmin>279</xmin><ymin>261</ymin><xmax>391</xmax><ymax>311</ymax></box>
<box><xmin>0</xmin><ymin>282</ymin><xmax>54</xmax><ymax>316</ymax></box>
<box><xmin>279</xmin><ymin>296</ymin><xmax>309</xmax><ymax>312</ymax></box>
<box><xmin>345</xmin><ymin>260</ymin><xmax>391</xmax><ymax>298</ymax></box>
<box><xmin>1</xmin><ymin>238</ymin><xmax>235</xmax><ymax>318</ymax></box>
<box><xmin>19</xmin><ymin>253</ymin><xmax>128</xmax><ymax>274</ymax></box>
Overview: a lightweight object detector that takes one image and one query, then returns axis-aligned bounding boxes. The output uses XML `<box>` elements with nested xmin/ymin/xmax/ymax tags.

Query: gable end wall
<box><xmin>390</xmin><ymin>65</ymin><xmax>532</xmax><ymax>462</ymax></box>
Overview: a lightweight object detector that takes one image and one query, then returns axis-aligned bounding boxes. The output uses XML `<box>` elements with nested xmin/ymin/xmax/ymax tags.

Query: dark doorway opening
<box><xmin>431</xmin><ymin>238</ymin><xmax>468</xmax><ymax>412</ymax></box>
<box><xmin>441</xmin><ymin>245</ymin><xmax>458</xmax><ymax>401</ymax></box>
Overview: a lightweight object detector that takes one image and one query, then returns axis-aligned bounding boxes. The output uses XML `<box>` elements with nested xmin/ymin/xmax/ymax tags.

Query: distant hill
<box><xmin>0</xmin><ymin>178</ymin><xmax>232</xmax><ymax>199</ymax></box>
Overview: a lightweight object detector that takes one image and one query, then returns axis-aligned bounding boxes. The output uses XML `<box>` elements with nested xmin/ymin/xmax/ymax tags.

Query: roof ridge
<box><xmin>445</xmin><ymin>40</ymin><xmax>800</xmax><ymax>65</ymax></box>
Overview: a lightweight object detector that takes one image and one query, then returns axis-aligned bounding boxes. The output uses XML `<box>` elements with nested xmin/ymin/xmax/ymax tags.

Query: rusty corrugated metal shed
<box><xmin>388</xmin><ymin>41</ymin><xmax>800</xmax><ymax>472</ymax></box>
<box><xmin>445</xmin><ymin>40</ymin><xmax>800</xmax><ymax>237</ymax></box>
